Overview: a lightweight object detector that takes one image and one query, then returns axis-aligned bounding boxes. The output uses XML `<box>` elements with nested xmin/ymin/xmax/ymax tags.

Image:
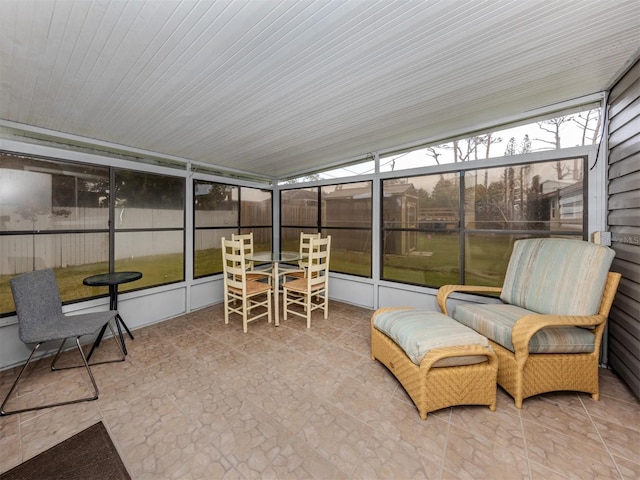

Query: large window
<box><xmin>193</xmin><ymin>181</ymin><xmax>272</xmax><ymax>278</ymax></box>
<box><xmin>382</xmin><ymin>174</ymin><xmax>460</xmax><ymax>286</ymax></box>
<box><xmin>379</xmin><ymin>107</ymin><xmax>601</xmax><ymax>173</ymax></box>
<box><xmin>1</xmin><ymin>152</ymin><xmax>110</xmax><ymax>315</ymax></box>
<box><xmin>0</xmin><ymin>152</ymin><xmax>186</xmax><ymax>316</ymax></box>
<box><xmin>113</xmin><ymin>169</ymin><xmax>185</xmax><ymax>291</ymax></box>
<box><xmin>281</xmin><ymin>181</ymin><xmax>372</xmax><ymax>276</ymax></box>
<box><xmin>382</xmin><ymin>158</ymin><xmax>585</xmax><ymax>287</ymax></box>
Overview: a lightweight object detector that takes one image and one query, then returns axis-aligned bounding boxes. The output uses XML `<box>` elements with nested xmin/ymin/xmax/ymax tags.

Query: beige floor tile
<box><xmin>0</xmin><ymin>415</ymin><xmax>21</xmax><ymax>472</ymax></box>
<box><xmin>19</xmin><ymin>400</ymin><xmax>102</xmax><ymax>460</ymax></box>
<box><xmin>268</xmin><ymin>439</ymin><xmax>351</xmax><ymax>480</ymax></box>
<box><xmin>244</xmin><ymin>376</ymin><xmax>323</xmax><ymax>435</ymax></box>
<box><xmin>612</xmin><ymin>454</ymin><xmax>640</xmax><ymax>480</ymax></box>
<box><xmin>448</xmin><ymin>402</ymin><xmax>526</xmax><ymax>455</ymax></box>
<box><xmin>218</xmin><ymin>407</ymin><xmax>295</xmax><ymax>479</ymax></box>
<box><xmin>355</xmin><ymin>427</ymin><xmax>442</xmax><ymax>479</ymax></box>
<box><xmin>592</xmin><ymin>415</ymin><xmax>640</xmax><ymax>463</ymax></box>
<box><xmin>520</xmin><ymin>395</ymin><xmax>605</xmax><ymax>447</ymax></box>
<box><xmin>444</xmin><ymin>423</ymin><xmax>530</xmax><ymax>479</ymax></box>
<box><xmin>523</xmin><ymin>418</ymin><xmax>621</xmax><ymax>479</ymax></box>
<box><xmin>2</xmin><ymin>301</ymin><xmax>637</xmax><ymax>480</ymax></box>
<box><xmin>296</xmin><ymin>401</ymin><xmax>374</xmax><ymax>475</ymax></box>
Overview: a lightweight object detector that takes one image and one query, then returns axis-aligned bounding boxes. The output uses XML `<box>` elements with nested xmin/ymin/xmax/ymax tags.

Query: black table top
<box><xmin>83</xmin><ymin>271</ymin><xmax>142</xmax><ymax>287</ymax></box>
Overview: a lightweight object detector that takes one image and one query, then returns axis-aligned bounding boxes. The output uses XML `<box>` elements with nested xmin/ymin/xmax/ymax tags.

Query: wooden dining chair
<box><xmin>222</xmin><ymin>237</ymin><xmax>273</xmax><ymax>333</ymax></box>
<box><xmin>279</xmin><ymin>232</ymin><xmax>321</xmax><ymax>279</ymax></box>
<box><xmin>232</xmin><ymin>232</ymin><xmax>272</xmax><ymax>282</ymax></box>
<box><xmin>282</xmin><ymin>236</ymin><xmax>331</xmax><ymax>328</ymax></box>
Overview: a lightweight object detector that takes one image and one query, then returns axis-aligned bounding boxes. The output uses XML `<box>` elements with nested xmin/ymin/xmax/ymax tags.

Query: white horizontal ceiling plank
<box><xmin>1</xmin><ymin>0</ymin><xmax>639</xmax><ymax>179</ymax></box>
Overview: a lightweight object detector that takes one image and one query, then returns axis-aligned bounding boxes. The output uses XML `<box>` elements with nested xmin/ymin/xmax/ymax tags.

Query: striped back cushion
<box><xmin>500</xmin><ymin>238</ymin><xmax>615</xmax><ymax>315</ymax></box>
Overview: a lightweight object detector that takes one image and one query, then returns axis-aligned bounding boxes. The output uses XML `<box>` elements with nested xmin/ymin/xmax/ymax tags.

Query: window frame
<box><xmin>192</xmin><ymin>180</ymin><xmax>273</xmax><ymax>279</ymax></box>
<box><xmin>379</xmin><ymin>153</ymin><xmax>589</xmax><ymax>289</ymax></box>
<box><xmin>280</xmin><ymin>180</ymin><xmax>374</xmax><ymax>277</ymax></box>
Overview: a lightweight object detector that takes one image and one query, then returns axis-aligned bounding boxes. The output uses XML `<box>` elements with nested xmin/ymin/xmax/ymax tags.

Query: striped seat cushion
<box><xmin>374</xmin><ymin>309</ymin><xmax>491</xmax><ymax>367</ymax></box>
<box><xmin>454</xmin><ymin>304</ymin><xmax>596</xmax><ymax>354</ymax></box>
<box><xmin>500</xmin><ymin>238</ymin><xmax>615</xmax><ymax>315</ymax></box>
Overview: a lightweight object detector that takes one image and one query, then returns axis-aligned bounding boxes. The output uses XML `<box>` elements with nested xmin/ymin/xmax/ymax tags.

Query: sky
<box><xmin>309</xmin><ymin>107</ymin><xmax>601</xmax><ymax>181</ymax></box>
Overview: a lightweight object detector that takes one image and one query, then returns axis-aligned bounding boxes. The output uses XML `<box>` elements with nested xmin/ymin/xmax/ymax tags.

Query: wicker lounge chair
<box><xmin>437</xmin><ymin>238</ymin><xmax>621</xmax><ymax>408</ymax></box>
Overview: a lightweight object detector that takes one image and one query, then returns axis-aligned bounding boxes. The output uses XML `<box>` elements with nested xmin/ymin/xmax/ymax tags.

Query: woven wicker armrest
<box><xmin>420</xmin><ymin>344</ymin><xmax>497</xmax><ymax>370</ymax></box>
<box><xmin>436</xmin><ymin>285</ymin><xmax>503</xmax><ymax>315</ymax></box>
<box><xmin>510</xmin><ymin>313</ymin><xmax>606</xmax><ymax>359</ymax></box>
<box><xmin>371</xmin><ymin>306</ymin><xmax>415</xmax><ymax>321</ymax></box>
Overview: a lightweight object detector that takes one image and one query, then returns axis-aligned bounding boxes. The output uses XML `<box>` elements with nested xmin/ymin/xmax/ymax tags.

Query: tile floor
<box><xmin>1</xmin><ymin>301</ymin><xmax>638</xmax><ymax>479</ymax></box>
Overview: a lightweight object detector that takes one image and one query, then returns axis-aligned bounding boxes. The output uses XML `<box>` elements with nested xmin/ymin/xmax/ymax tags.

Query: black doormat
<box><xmin>1</xmin><ymin>421</ymin><xmax>131</xmax><ymax>480</ymax></box>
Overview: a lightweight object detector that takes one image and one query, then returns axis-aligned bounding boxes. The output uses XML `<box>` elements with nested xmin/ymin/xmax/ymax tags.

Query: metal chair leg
<box><xmin>0</xmin><ymin>342</ymin><xmax>42</xmax><ymax>416</ymax></box>
<box><xmin>53</xmin><ymin>321</ymin><xmax>125</xmax><ymax>369</ymax></box>
<box><xmin>0</xmin><ymin>331</ymin><xmax>115</xmax><ymax>416</ymax></box>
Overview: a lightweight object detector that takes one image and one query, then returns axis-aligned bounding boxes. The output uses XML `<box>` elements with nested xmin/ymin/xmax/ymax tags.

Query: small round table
<box><xmin>83</xmin><ymin>271</ymin><xmax>142</xmax><ymax>358</ymax></box>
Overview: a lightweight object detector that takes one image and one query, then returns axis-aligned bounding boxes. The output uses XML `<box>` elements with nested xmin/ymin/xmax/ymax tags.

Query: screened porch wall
<box><xmin>606</xmin><ymin>59</ymin><xmax>640</xmax><ymax>400</ymax></box>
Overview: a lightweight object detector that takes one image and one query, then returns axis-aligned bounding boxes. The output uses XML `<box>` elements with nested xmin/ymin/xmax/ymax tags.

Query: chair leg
<box><xmin>86</xmin><ymin>322</ymin><xmax>126</xmax><ymax>366</ymax></box>
<box><xmin>323</xmin><ymin>291</ymin><xmax>329</xmax><ymax>319</ymax></box>
<box><xmin>0</xmin><ymin>343</ymin><xmax>42</xmax><ymax>416</ymax></box>
<box><xmin>52</xmin><ymin>322</ymin><xmax>125</xmax><ymax>369</ymax></box>
<box><xmin>242</xmin><ymin>297</ymin><xmax>248</xmax><ymax>333</ymax></box>
<box><xmin>0</xmin><ymin>337</ymin><xmax>100</xmax><ymax>416</ymax></box>
<box><xmin>283</xmin><ymin>289</ymin><xmax>288</xmax><ymax>320</ymax></box>
<box><xmin>224</xmin><ymin>296</ymin><xmax>230</xmax><ymax>325</ymax></box>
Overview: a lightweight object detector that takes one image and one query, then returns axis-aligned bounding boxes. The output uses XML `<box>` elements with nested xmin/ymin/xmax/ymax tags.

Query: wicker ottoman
<box><xmin>371</xmin><ymin>307</ymin><xmax>498</xmax><ymax>419</ymax></box>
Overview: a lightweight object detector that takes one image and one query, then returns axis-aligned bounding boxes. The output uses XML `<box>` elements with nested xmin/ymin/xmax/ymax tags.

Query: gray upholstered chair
<box><xmin>0</xmin><ymin>269</ymin><xmax>125</xmax><ymax>416</ymax></box>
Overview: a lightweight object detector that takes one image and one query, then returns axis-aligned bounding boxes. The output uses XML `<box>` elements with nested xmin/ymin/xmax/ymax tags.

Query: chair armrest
<box><xmin>279</xmin><ymin>268</ymin><xmax>305</xmax><ymax>278</ymax></box>
<box><xmin>420</xmin><ymin>344</ymin><xmax>498</xmax><ymax>371</ymax></box>
<box><xmin>245</xmin><ymin>271</ymin><xmax>273</xmax><ymax>283</ymax></box>
<box><xmin>370</xmin><ymin>307</ymin><xmax>415</xmax><ymax>325</ymax></box>
<box><xmin>511</xmin><ymin>313</ymin><xmax>606</xmax><ymax>360</ymax></box>
<box><xmin>436</xmin><ymin>285</ymin><xmax>503</xmax><ymax>315</ymax></box>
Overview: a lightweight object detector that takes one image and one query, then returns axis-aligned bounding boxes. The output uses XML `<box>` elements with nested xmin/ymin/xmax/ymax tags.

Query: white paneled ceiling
<box><xmin>1</xmin><ymin>0</ymin><xmax>638</xmax><ymax>180</ymax></box>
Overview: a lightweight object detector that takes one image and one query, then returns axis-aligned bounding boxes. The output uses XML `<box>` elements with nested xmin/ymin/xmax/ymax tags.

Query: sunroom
<box><xmin>0</xmin><ymin>1</ymin><xmax>638</xmax><ymax>478</ymax></box>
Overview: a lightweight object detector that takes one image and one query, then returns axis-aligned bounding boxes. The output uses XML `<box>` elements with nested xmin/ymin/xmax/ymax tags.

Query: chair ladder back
<box><xmin>306</xmin><ymin>236</ymin><xmax>331</xmax><ymax>289</ymax></box>
<box><xmin>232</xmin><ymin>233</ymin><xmax>256</xmax><ymax>271</ymax></box>
<box><xmin>222</xmin><ymin>238</ymin><xmax>247</xmax><ymax>289</ymax></box>
<box><xmin>299</xmin><ymin>232</ymin><xmax>321</xmax><ymax>268</ymax></box>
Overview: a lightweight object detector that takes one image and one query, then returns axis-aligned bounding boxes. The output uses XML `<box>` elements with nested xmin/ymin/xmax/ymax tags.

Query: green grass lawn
<box><xmin>383</xmin><ymin>233</ymin><xmax>514</xmax><ymax>287</ymax></box>
<box><xmin>1</xmin><ymin>235</ymin><xmax>513</xmax><ymax>314</ymax></box>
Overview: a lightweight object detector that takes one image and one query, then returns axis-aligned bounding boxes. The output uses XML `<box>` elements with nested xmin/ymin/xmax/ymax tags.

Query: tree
<box><xmin>535</xmin><ymin>116</ymin><xmax>573</xmax><ymax>149</ymax></box>
<box><xmin>115</xmin><ymin>170</ymin><xmax>184</xmax><ymax>208</ymax></box>
<box><xmin>445</xmin><ymin>134</ymin><xmax>502</xmax><ymax>163</ymax></box>
<box><xmin>430</xmin><ymin>177</ymin><xmax>458</xmax><ymax>210</ymax></box>
<box><xmin>424</xmin><ymin>146</ymin><xmax>443</xmax><ymax>165</ymax></box>
<box><xmin>504</xmin><ymin>137</ymin><xmax>517</xmax><ymax>156</ymax></box>
<box><xmin>504</xmin><ymin>134</ymin><xmax>531</xmax><ymax>156</ymax></box>
<box><xmin>195</xmin><ymin>182</ymin><xmax>232</xmax><ymax>209</ymax></box>
<box><xmin>535</xmin><ymin>116</ymin><xmax>574</xmax><ymax>179</ymax></box>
